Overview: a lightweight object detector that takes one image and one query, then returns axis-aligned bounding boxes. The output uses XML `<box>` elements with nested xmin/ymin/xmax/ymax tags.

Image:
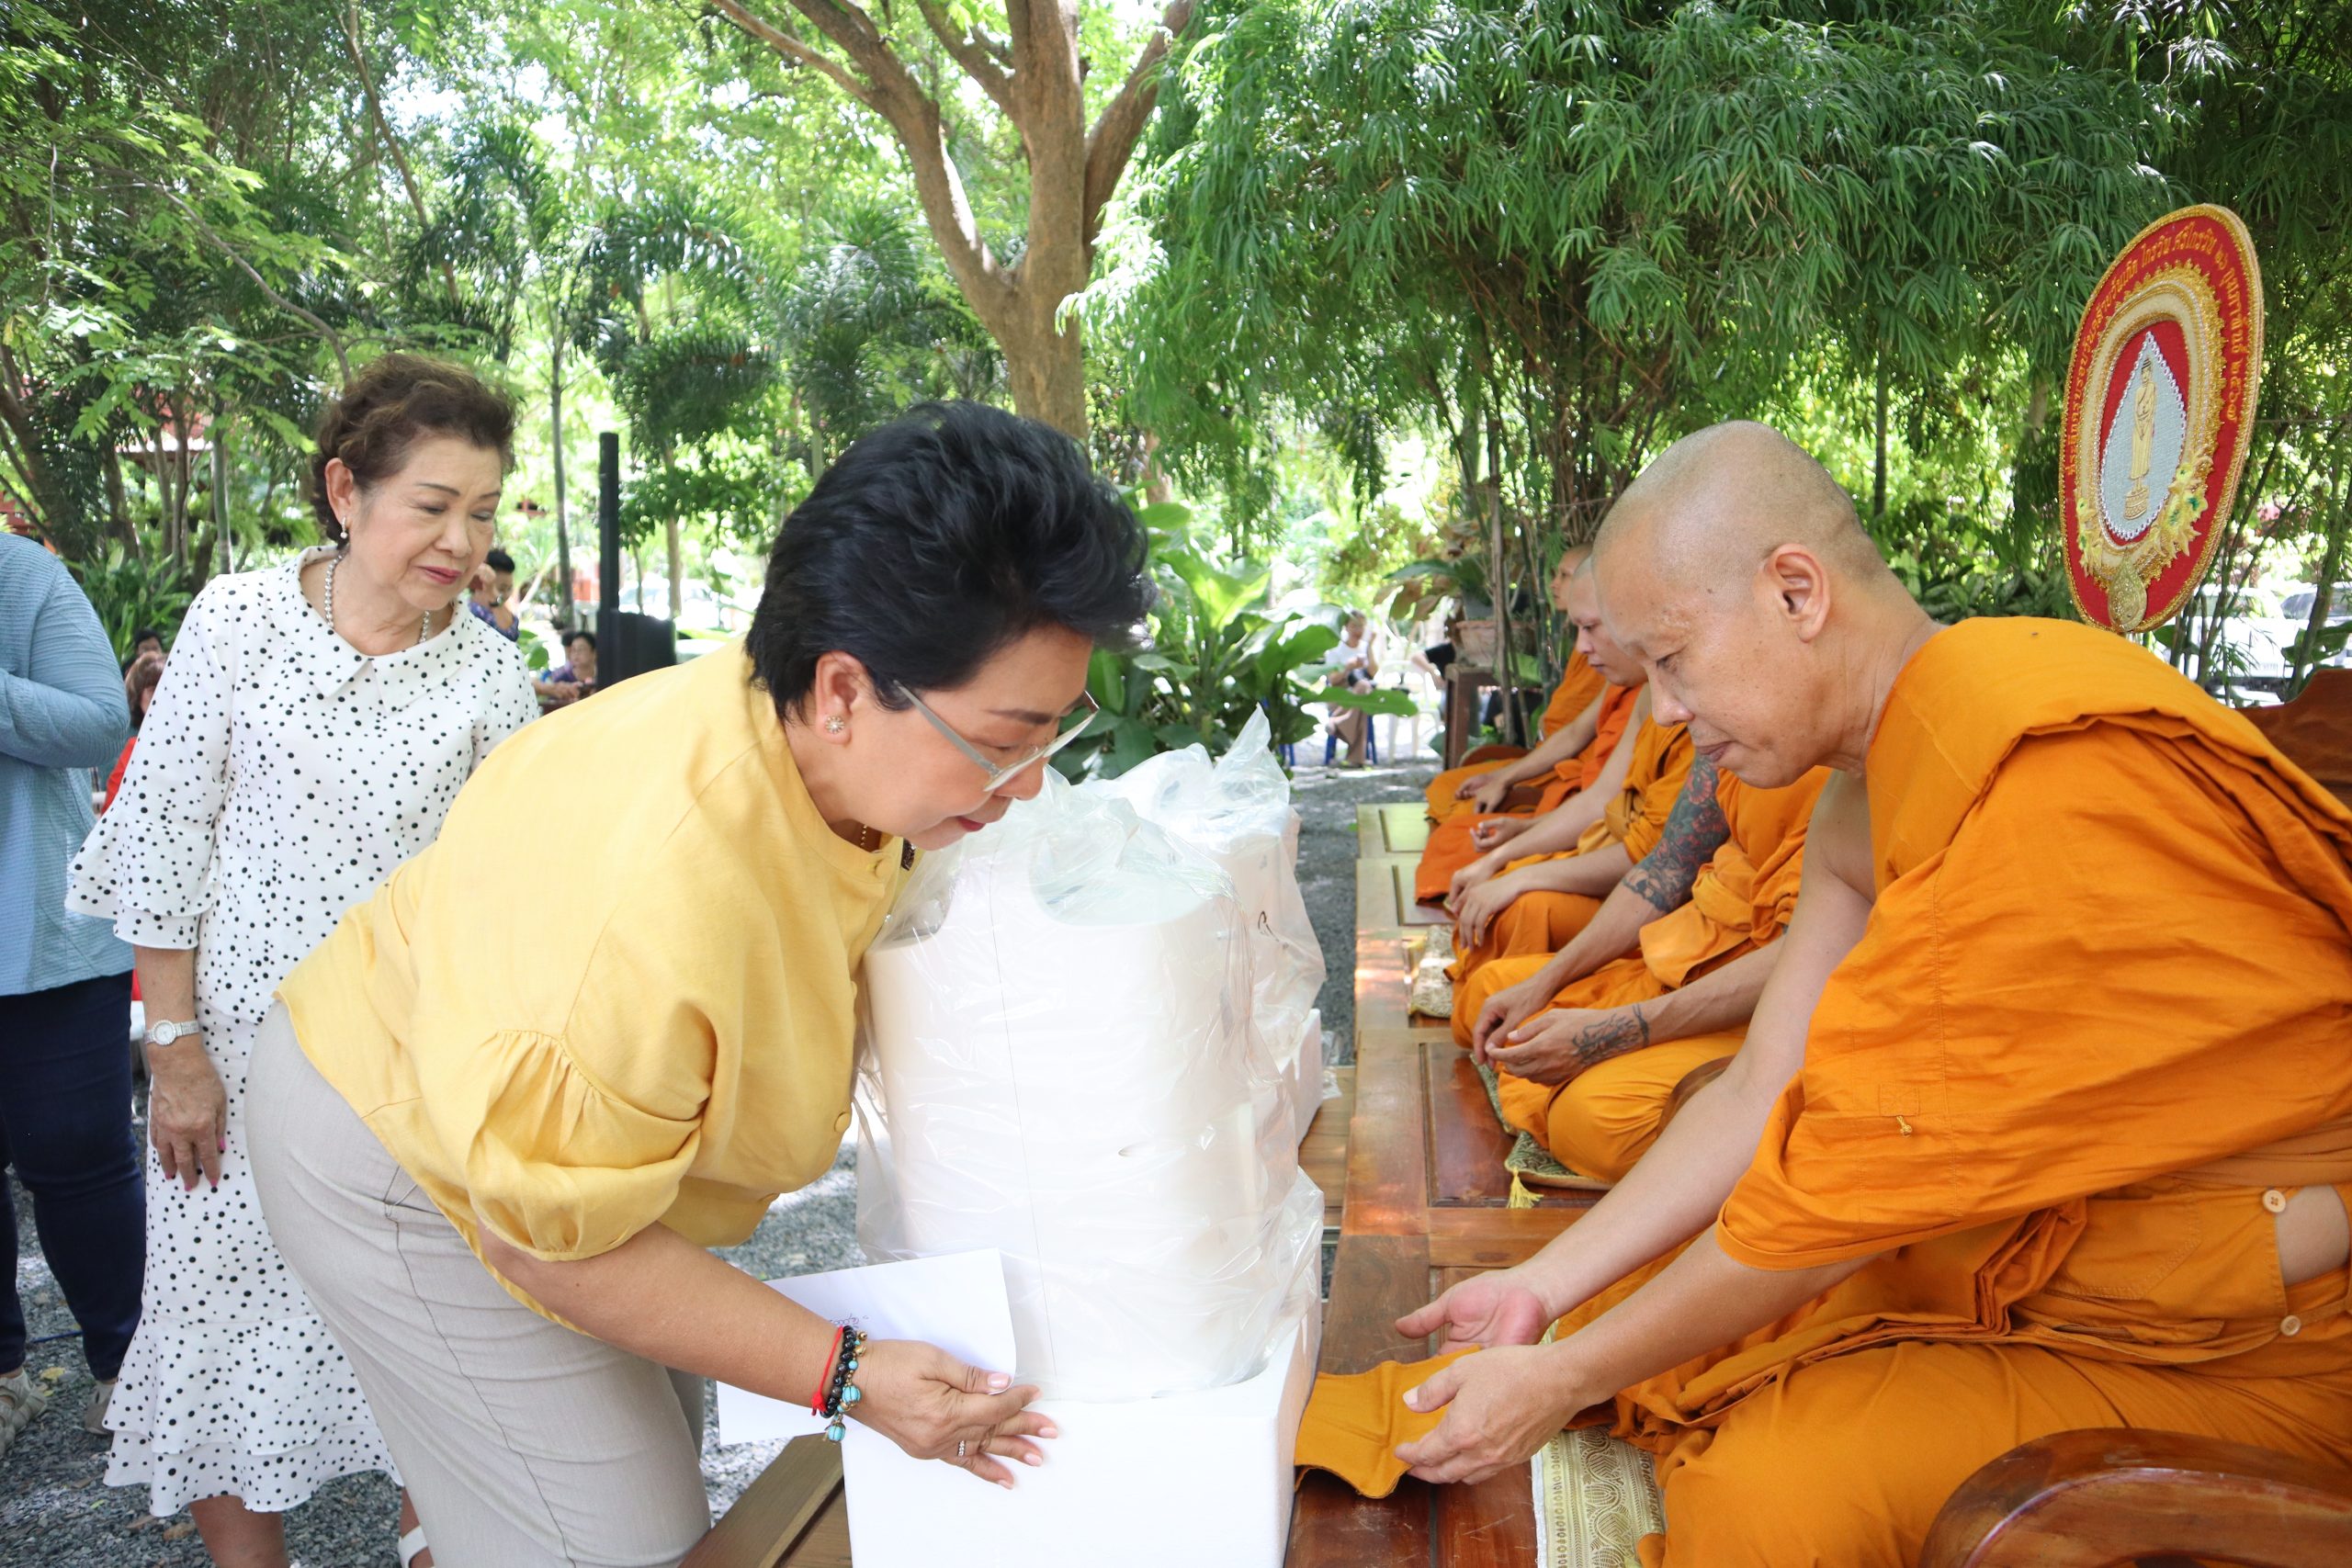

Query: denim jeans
<box><xmin>0</xmin><ymin>970</ymin><xmax>142</xmax><ymax>1379</ymax></box>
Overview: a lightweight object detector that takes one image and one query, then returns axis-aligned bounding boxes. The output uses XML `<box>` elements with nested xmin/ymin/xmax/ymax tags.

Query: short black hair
<box><xmin>484</xmin><ymin>547</ymin><xmax>516</xmax><ymax>575</ymax></box>
<box><xmin>749</xmin><ymin>401</ymin><xmax>1152</xmax><ymax>716</ymax></box>
<box><xmin>132</xmin><ymin>626</ymin><xmax>163</xmax><ymax>648</ymax></box>
<box><xmin>565</xmin><ymin>629</ymin><xmax>596</xmax><ymax>653</ymax></box>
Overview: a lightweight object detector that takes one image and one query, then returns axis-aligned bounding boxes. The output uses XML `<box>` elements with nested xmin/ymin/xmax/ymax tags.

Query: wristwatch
<box><xmin>145</xmin><ymin>1019</ymin><xmax>202</xmax><ymax>1047</ymax></box>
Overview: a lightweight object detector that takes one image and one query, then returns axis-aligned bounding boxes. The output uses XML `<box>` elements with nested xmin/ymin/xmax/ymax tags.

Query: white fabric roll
<box><xmin>858</xmin><ymin>777</ymin><xmax>1314</xmax><ymax>1399</ymax></box>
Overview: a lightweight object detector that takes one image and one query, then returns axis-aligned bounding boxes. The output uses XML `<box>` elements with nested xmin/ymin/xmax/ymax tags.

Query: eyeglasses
<box><xmin>892</xmin><ymin>682</ymin><xmax>1101</xmax><ymax>793</ymax></box>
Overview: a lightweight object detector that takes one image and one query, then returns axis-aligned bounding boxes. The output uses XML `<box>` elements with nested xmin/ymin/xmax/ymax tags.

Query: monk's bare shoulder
<box><xmin>1806</xmin><ymin>771</ymin><xmax>1874</xmax><ymax>904</ymax></box>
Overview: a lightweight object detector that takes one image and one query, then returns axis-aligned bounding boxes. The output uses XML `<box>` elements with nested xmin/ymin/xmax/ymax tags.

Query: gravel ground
<box><xmin>1</xmin><ymin>755</ymin><xmax>1431</xmax><ymax>1567</ymax></box>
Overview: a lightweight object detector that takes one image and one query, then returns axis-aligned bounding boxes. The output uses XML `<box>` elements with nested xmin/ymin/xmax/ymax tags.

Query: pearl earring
<box><xmin>824</xmin><ymin>716</ymin><xmax>847</xmax><ymax>735</ymax></box>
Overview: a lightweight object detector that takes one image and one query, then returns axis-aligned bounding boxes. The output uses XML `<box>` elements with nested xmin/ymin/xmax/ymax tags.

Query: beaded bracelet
<box><xmin>807</xmin><ymin>1325</ymin><xmax>846</xmax><ymax>1416</ymax></box>
<box><xmin>818</xmin><ymin>1325</ymin><xmax>866</xmax><ymax>1442</ymax></box>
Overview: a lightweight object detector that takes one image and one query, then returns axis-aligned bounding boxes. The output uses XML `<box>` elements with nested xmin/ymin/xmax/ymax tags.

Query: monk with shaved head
<box><xmin>1412</xmin><ymin>554</ymin><xmax>1642</xmax><ymax>906</ymax></box>
<box><xmin>1369</xmin><ymin>420</ymin><xmax>2352</xmax><ymax>1565</ymax></box>
<box><xmin>1421</xmin><ymin>546</ymin><xmax>1606</xmax><ymax>825</ymax></box>
<box><xmin>1437</xmin><ymin>564</ymin><xmax>1696</xmax><ymax>978</ymax></box>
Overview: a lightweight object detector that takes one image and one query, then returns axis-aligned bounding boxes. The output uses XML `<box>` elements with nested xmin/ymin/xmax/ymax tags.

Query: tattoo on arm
<box><xmin>1622</xmin><ymin>755</ymin><xmax>1729</xmax><ymax>915</ymax></box>
<box><xmin>1570</xmin><ymin>1004</ymin><xmax>1653</xmax><ymax>1073</ymax></box>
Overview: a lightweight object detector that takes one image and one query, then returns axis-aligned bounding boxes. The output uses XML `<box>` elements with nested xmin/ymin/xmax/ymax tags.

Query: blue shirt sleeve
<box><xmin>0</xmin><ymin>551</ymin><xmax>130</xmax><ymax>770</ymax></box>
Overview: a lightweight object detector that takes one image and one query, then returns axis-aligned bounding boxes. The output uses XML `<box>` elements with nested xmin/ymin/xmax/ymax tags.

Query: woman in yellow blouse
<box><xmin>247</xmin><ymin>403</ymin><xmax>1152</xmax><ymax>1568</ymax></box>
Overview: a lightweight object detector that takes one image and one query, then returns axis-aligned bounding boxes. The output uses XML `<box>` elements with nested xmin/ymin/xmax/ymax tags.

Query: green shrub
<box><xmin>70</xmin><ymin>546</ymin><xmax>194</xmax><ymax>662</ymax></box>
<box><xmin>1059</xmin><ymin>501</ymin><xmax>1405</xmax><ymax>778</ymax></box>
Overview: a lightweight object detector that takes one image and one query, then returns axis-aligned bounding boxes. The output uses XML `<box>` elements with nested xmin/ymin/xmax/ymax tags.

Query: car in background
<box><xmin>2180</xmin><ymin>582</ymin><xmax>2296</xmax><ymax>701</ymax></box>
<box><xmin>2279</xmin><ymin>583</ymin><xmax>2352</xmax><ymax>672</ymax></box>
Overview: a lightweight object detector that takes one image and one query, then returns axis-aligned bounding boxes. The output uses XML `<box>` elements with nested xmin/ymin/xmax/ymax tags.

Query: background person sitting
<box><xmin>119</xmin><ymin>626</ymin><xmax>165</xmax><ymax>674</ymax></box>
<box><xmin>467</xmin><ymin>546</ymin><xmax>520</xmax><ymax>640</ymax></box>
<box><xmin>535</xmin><ymin>627</ymin><xmax>596</xmax><ymax>710</ymax></box>
<box><xmin>1325</xmin><ymin>610</ymin><xmax>1381</xmax><ymax>765</ymax></box>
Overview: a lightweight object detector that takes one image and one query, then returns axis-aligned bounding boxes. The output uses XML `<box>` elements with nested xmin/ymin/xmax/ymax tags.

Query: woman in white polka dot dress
<box><xmin>70</xmin><ymin>355</ymin><xmax>537</xmax><ymax>1568</ymax></box>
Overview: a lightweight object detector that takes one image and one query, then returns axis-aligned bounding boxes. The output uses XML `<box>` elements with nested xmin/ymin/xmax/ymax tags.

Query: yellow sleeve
<box><xmin>420</xmin><ymin>1029</ymin><xmax>705</xmax><ymax>1262</ymax></box>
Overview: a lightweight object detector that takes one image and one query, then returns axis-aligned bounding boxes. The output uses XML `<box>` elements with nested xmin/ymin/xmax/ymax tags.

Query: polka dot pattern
<box><xmin>66</xmin><ymin>546</ymin><xmax>537</xmax><ymax>1515</ymax></box>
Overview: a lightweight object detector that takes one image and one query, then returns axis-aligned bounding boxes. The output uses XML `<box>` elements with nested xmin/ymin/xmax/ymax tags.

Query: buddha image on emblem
<box><xmin>2123</xmin><ymin>357</ymin><xmax>2156</xmax><ymax>523</ymax></box>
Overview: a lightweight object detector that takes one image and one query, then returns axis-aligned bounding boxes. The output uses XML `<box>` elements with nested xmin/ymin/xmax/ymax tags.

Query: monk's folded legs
<box><xmin>1449</xmin><ymin>889</ymin><xmax>1601</xmax><ymax>985</ymax></box>
<box><xmin>1541</xmin><ymin>1035</ymin><xmax>1740</xmax><ymax>1184</ymax></box>
<box><xmin>1643</xmin><ymin>1323</ymin><xmax>2352</xmax><ymax>1568</ymax></box>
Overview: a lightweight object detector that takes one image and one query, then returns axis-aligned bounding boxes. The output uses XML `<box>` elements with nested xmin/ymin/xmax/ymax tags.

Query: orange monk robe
<box><xmin>1422</xmin><ymin>649</ymin><xmax>1608</xmax><ymax>823</ymax></box>
<box><xmin>1559</xmin><ymin>618</ymin><xmax>2352</xmax><ymax>1568</ymax></box>
<box><xmin>1464</xmin><ymin>767</ymin><xmax>1829</xmax><ymax>1182</ymax></box>
<box><xmin>1413</xmin><ymin>680</ymin><xmax>1638</xmax><ymax>904</ymax></box>
<box><xmin>1446</xmin><ymin>716</ymin><xmax>1694</xmax><ymax>986</ymax></box>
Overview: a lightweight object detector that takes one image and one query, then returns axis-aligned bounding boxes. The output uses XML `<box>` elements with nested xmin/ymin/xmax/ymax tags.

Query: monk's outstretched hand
<box><xmin>1468</xmin><ymin>773</ymin><xmax>1515</xmax><ymax>814</ymax></box>
<box><xmin>1394</xmin><ymin>1345</ymin><xmax>1585</xmax><ymax>1486</ymax></box>
<box><xmin>1396</xmin><ymin>1269</ymin><xmax>1551</xmax><ymax>1349</ymax></box>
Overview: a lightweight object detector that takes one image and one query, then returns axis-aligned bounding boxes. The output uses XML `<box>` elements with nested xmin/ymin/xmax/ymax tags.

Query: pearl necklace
<box><xmin>324</xmin><ymin>551</ymin><xmax>429</xmax><ymax>649</ymax></box>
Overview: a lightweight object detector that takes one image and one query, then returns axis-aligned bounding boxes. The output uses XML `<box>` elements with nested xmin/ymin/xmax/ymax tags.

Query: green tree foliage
<box><xmin>1118</xmin><ymin>0</ymin><xmax>2161</xmax><ymax>520</ymax></box>
<box><xmin>782</xmin><ymin>200</ymin><xmax>1002</xmax><ymax>472</ymax></box>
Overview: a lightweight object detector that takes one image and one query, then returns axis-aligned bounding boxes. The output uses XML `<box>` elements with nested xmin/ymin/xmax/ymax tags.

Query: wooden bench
<box><xmin>1284</xmin><ymin>792</ymin><xmax>1589</xmax><ymax>1563</ymax></box>
<box><xmin>1356</xmin><ymin>801</ymin><xmax>1432</xmax><ymax>857</ymax></box>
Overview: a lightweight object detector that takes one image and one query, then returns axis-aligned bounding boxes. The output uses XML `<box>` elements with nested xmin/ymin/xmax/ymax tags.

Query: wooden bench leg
<box><xmin>682</xmin><ymin>1436</ymin><xmax>843</xmax><ymax>1568</ymax></box>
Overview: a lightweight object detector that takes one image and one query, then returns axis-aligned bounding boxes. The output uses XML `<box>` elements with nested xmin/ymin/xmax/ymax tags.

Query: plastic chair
<box><xmin>1324</xmin><ymin>716</ymin><xmax>1378</xmax><ymax>766</ymax></box>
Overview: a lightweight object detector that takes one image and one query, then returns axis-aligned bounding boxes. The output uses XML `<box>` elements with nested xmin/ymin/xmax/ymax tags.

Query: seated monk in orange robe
<box><xmin>1373</xmin><ymin>422</ymin><xmax>2352</xmax><ymax>1568</ymax></box>
<box><xmin>1414</xmin><ymin>561</ymin><xmax>1640</xmax><ymax>905</ymax></box>
<box><xmin>1442</xmin><ymin>570</ymin><xmax>1695</xmax><ymax>983</ymax></box>
<box><xmin>1423</xmin><ymin>649</ymin><xmax>1606</xmax><ymax>821</ymax></box>
<box><xmin>1424</xmin><ymin>547</ymin><xmax>1606</xmax><ymax>824</ymax></box>
<box><xmin>1455</xmin><ymin>757</ymin><xmax>1828</xmax><ymax>1182</ymax></box>
<box><xmin>1444</xmin><ymin>693</ymin><xmax>1694</xmax><ymax>987</ymax></box>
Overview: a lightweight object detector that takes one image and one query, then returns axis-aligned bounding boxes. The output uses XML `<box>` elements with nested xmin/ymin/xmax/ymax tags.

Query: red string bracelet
<box><xmin>808</xmin><ymin>1325</ymin><xmax>846</xmax><ymax>1416</ymax></box>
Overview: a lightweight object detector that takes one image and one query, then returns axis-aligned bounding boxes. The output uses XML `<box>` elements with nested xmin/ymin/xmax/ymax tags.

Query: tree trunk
<box><xmin>711</xmin><ymin>0</ymin><xmax>1197</xmax><ymax>446</ymax></box>
<box><xmin>1871</xmin><ymin>354</ymin><xmax>1890</xmax><ymax>525</ymax></box>
<box><xmin>1486</xmin><ymin>412</ymin><xmax>1520</xmax><ymax>746</ymax></box>
<box><xmin>550</xmin><ymin>338</ymin><xmax>572</xmax><ymax>631</ymax></box>
<box><xmin>212</xmin><ymin>415</ymin><xmax>232</xmax><ymax>581</ymax></box>
<box><xmin>2290</xmin><ymin>436</ymin><xmax>2351</xmax><ymax>694</ymax></box>
<box><xmin>666</xmin><ymin>514</ymin><xmax>683</xmax><ymax>623</ymax></box>
<box><xmin>106</xmin><ymin>447</ymin><xmax>136</xmax><ymax>558</ymax></box>
<box><xmin>998</xmin><ymin>299</ymin><xmax>1089</xmax><ymax>439</ymax></box>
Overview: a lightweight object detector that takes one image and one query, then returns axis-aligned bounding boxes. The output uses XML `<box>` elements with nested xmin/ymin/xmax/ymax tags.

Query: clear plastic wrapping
<box><xmin>1091</xmin><ymin>711</ymin><xmax>1328</xmax><ymax>1143</ymax></box>
<box><xmin>856</xmin><ymin>770</ymin><xmax>1322</xmax><ymax>1400</ymax></box>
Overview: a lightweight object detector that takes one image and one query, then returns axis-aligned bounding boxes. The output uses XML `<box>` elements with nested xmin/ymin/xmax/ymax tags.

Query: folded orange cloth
<box><xmin>1293</xmin><ymin>1348</ymin><xmax>1480</xmax><ymax>1498</ymax></box>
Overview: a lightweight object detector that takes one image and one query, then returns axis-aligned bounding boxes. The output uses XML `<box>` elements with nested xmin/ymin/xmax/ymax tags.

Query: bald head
<box><xmin>1547</xmin><ymin>543</ymin><xmax>1592</xmax><ymax>614</ymax></box>
<box><xmin>1590</xmin><ymin>421</ymin><xmax>1934</xmax><ymax>782</ymax></box>
<box><xmin>1562</xmin><ymin>553</ymin><xmax>1640</xmax><ymax>689</ymax></box>
<box><xmin>1595</xmin><ymin>422</ymin><xmax>1888</xmax><ymax>596</ymax></box>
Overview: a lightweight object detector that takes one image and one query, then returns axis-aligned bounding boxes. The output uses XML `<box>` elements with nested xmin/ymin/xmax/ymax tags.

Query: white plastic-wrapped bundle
<box><xmin>856</xmin><ymin>774</ymin><xmax>1321</xmax><ymax>1400</ymax></box>
<box><xmin>1091</xmin><ymin>711</ymin><xmax>1328</xmax><ymax>1142</ymax></box>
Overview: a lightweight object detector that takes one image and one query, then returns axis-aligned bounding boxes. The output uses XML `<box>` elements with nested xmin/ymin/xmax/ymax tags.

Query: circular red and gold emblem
<box><xmin>2062</xmin><ymin>205</ymin><xmax>2265</xmax><ymax>633</ymax></box>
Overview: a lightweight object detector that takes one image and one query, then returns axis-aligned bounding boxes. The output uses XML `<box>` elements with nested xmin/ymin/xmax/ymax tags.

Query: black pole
<box><xmin>597</xmin><ymin>431</ymin><xmax>620</xmax><ymax>665</ymax></box>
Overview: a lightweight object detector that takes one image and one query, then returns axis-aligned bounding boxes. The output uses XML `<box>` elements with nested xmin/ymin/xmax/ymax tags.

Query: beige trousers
<box><xmin>248</xmin><ymin>1005</ymin><xmax>711</xmax><ymax>1567</ymax></box>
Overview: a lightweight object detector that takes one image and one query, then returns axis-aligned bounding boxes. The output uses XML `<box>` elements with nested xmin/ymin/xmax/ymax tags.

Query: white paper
<box><xmin>714</xmin><ymin>1249</ymin><xmax>1015</xmax><ymax>1446</ymax></box>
